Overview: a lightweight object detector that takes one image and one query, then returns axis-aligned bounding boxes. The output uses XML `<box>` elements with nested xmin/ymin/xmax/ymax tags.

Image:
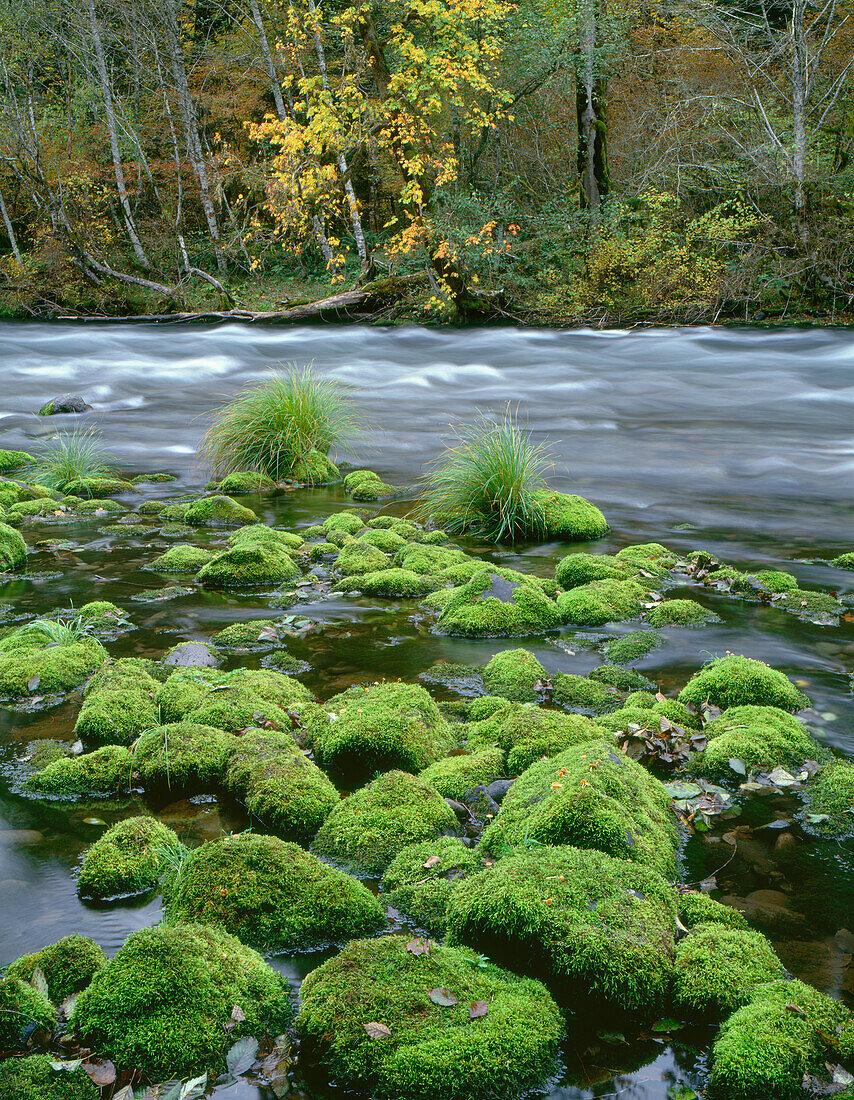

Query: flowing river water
<box><xmin>0</xmin><ymin>321</ymin><xmax>853</xmax><ymax>1098</ymax></box>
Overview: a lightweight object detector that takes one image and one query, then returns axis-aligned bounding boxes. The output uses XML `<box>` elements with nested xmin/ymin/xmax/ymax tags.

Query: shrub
<box><xmin>29</xmin><ymin>429</ymin><xmax>116</xmax><ymax>495</ymax></box>
<box><xmin>200</xmin><ymin>365</ymin><xmax>363</xmax><ymax>481</ymax></box>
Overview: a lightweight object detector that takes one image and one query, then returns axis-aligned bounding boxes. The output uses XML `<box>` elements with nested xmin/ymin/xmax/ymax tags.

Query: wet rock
<box><xmin>37</xmin><ymin>393</ymin><xmax>93</xmax><ymax>415</ymax></box>
<box><xmin>461</xmin><ymin>785</ymin><xmax>500</xmax><ymax>818</ymax></box>
<box><xmin>486</xmin><ymin>778</ymin><xmax>514</xmax><ymax>802</ymax></box>
<box><xmin>163</xmin><ymin>641</ymin><xmax>221</xmax><ymax>668</ymax></box>
<box><xmin>722</xmin><ymin>888</ymin><xmax>809</xmax><ymax>936</ymax></box>
<box><xmin>444</xmin><ymin>798</ymin><xmax>471</xmax><ymax>822</ymax></box>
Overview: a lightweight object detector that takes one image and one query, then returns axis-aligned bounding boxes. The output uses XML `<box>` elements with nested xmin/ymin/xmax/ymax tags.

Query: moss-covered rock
<box><xmin>323</xmin><ymin>511</ymin><xmax>365</xmax><ymax>536</ymax></box>
<box><xmin>435</xmin><ymin>569</ymin><xmax>562</xmax><ymax>637</ymax></box>
<box><xmin>334</xmin><ymin>539</ymin><xmax>392</xmax><ymax>576</ymax></box>
<box><xmin>677</xmin><ymin>891</ymin><xmax>749</xmax><ymax>931</ymax></box>
<box><xmin>602</xmin><ymin>629</ymin><xmax>664</xmax><ymax>665</ymax></box>
<box><xmin>154</xmin><ymin>666</ymin><xmax>221</xmax><ymax>720</ymax></box>
<box><xmin>214</xmin><ymin>470</ymin><xmax>278</xmax><ymax>493</ymax></box>
<box><xmin>802</xmin><ymin>758</ymin><xmax>854</xmax><ymax>838</ymax></box>
<box><xmin>212</xmin><ymin>619</ymin><xmax>282</xmax><ymax>649</ymax></box>
<box><xmin>313</xmin><ymin>682</ymin><xmax>454</xmax><ymax>777</ymax></box>
<box><xmin>163</xmin><ymin>833</ymin><xmax>385</xmax><ymax>951</ymax></box>
<box><xmin>75</xmin><ymin>600</ymin><xmax>128</xmax><ymax>633</ymax></box>
<box><xmin>0</xmin><ymin>634</ymin><xmax>106</xmax><ymax>698</ymax></box>
<box><xmin>292</xmin><ymin>448</ymin><xmax>340</xmax><ymax>485</ymax></box>
<box><xmin>78</xmin><ymin>816</ymin><xmax>179</xmax><ymax>899</ymax></box>
<box><xmin>707</xmin><ymin>979</ymin><xmax>854</xmax><ymax>1099</ymax></box>
<box><xmin>480</xmin><ymin>740</ymin><xmax>679</xmax><ymax>878</ymax></box>
<box><xmin>555</xmin><ymin>552</ymin><xmax>634</xmax><ymax>589</ymax></box>
<box><xmin>679</xmin><ymin>655</ymin><xmax>810</xmax><ymax>712</ymax></box>
<box><xmin>551</xmin><ymin>672</ymin><xmax>620</xmax><ymax>714</ymax></box>
<box><xmin>74</xmin><ymin>661</ymin><xmax>159</xmax><ymax>745</ymax></box>
<box><xmin>672</xmin><ymin>923</ymin><xmax>786</xmax><ymax>1017</ymax></box>
<box><xmin>830</xmin><ymin>551</ymin><xmax>854</xmax><ymax>569</ymax></box>
<box><xmin>532</xmin><ymin>491</ymin><xmax>609</xmax><ymax>540</ymax></box>
<box><xmin>358</xmin><ymin>528</ymin><xmax>407</xmax><ymax>553</ymax></box>
<box><xmin>647</xmin><ymin>599</ymin><xmax>721</xmax><ymax>627</ymax></box>
<box><xmin>588</xmin><ymin>665</ymin><xmax>657</xmax><ymax>692</ymax></box>
<box><xmin>615</xmin><ymin>542</ymin><xmax>677</xmax><ymax>574</ymax></box>
<box><xmin>184</xmin><ymin>494</ymin><xmax>257</xmax><ymax>526</ymax></box>
<box><xmin>501</xmin><ymin>709</ymin><xmax>609</xmax><ymax>775</ymax></box>
<box><xmin>782</xmin><ymin>587</ymin><xmax>846</xmax><ymax>619</ymax></box>
<box><xmin>481</xmin><ymin>648</ymin><xmax>546</xmax><ymax>702</ymax></box>
<box><xmin>345</xmin><ymin>471</ymin><xmax>399</xmax><ymax>500</ymax></box>
<box><xmin>0</xmin><ymin>976</ymin><xmax>56</xmax><ymax>1048</ymax></box>
<box><xmin>447</xmin><ymin>845</ymin><xmax>676</xmax><ymax>1014</ymax></box>
<box><xmin>0</xmin><ymin>449</ymin><xmax>34</xmax><ymax>471</ymax></box>
<box><xmin>312</xmin><ymin>770</ymin><xmax>460</xmax><ymax>876</ymax></box>
<box><xmin>558</xmin><ymin>578</ymin><xmax>646</xmax><ymax>626</ymax></box>
<box><xmin>24</xmin><ymin>745</ymin><xmax>133</xmax><ymax>797</ymax></box>
<box><xmin>339</xmin><ymin>568</ymin><xmax>441</xmax><ymax>597</ymax></box>
<box><xmin>0</xmin><ymin>1054</ymin><xmax>99</xmax><ymax>1099</ymax></box>
<box><xmin>381</xmin><ymin>838</ymin><xmax>491</xmax><ymax>934</ymax></box>
<box><xmin>71</xmin><ymin>923</ymin><xmax>294</xmax><ymax>1077</ymax></box>
<box><xmin>688</xmin><ymin>705</ymin><xmax>823</xmax><ymax>780</ymax></box>
<box><xmin>224</xmin><ymin>729</ymin><xmax>338</xmax><ymax>842</ymax></box>
<box><xmin>134</xmin><ymin>722</ymin><xmax>234</xmax><ymax>791</ymax></box>
<box><xmin>0</xmin><ymin>521</ymin><xmax>27</xmax><ymax>570</ymax></box>
<box><xmin>228</xmin><ymin>523</ymin><xmax>303</xmax><ymax>551</ymax></box>
<box><xmin>151</xmin><ymin>543</ymin><xmax>215</xmax><ymax>573</ymax></box>
<box><xmin>394</xmin><ymin>542</ymin><xmax>471</xmax><ymax>575</ymax></box>
<box><xmin>419</xmin><ymin>746</ymin><xmax>505</xmax><ymax>800</ymax></box>
<box><xmin>261</xmin><ymin>650</ymin><xmax>310</xmax><ymax>675</ymax></box>
<box><xmin>5</xmin><ymin>935</ymin><xmax>106</xmax><ymax>1003</ymax></box>
<box><xmin>197</xmin><ymin>542</ymin><xmax>300</xmax><ymax>587</ymax></box>
<box><xmin>731</xmin><ymin>569</ymin><xmax>799</xmax><ymax>595</ymax></box>
<box><xmin>296</xmin><ymin>935</ymin><xmax>562</xmax><ymax>1100</ymax></box>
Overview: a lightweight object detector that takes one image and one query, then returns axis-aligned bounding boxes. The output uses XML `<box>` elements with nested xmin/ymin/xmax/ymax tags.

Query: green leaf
<box><xmin>664</xmin><ymin>782</ymin><xmax>701</xmax><ymax>799</ymax></box>
<box><xmin>728</xmin><ymin>758</ymin><xmax>746</xmax><ymax>775</ymax></box>
<box><xmin>667</xmin><ymin>1087</ymin><xmax>698</xmax><ymax>1100</ymax></box>
<box><xmin>227</xmin><ymin>1036</ymin><xmax>258</xmax><ymax>1077</ymax></box>
<box><xmin>30</xmin><ymin>966</ymin><xmax>49</xmax><ymax>1001</ymax></box>
<box><xmin>429</xmin><ymin>988</ymin><xmax>458</xmax><ymax>1007</ymax></box>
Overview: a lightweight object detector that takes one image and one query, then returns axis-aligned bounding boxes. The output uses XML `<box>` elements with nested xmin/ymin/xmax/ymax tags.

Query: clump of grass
<box><xmin>0</xmin><ymin>615</ymin><xmax>92</xmax><ymax>652</ymax></box>
<box><xmin>30</xmin><ymin>429</ymin><xmax>115</xmax><ymax>494</ymax></box>
<box><xmin>200</xmin><ymin>364</ymin><xmax>364</xmax><ymax>481</ymax></box>
<box><xmin>415</xmin><ymin>408</ymin><xmax>555</xmax><ymax>543</ymax></box>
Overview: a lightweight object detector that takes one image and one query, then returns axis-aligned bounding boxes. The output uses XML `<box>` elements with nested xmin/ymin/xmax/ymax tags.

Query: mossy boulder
<box><xmin>0</xmin><ymin>1054</ymin><xmax>98</xmax><ymax>1099</ymax></box>
<box><xmin>212</xmin><ymin>619</ymin><xmax>283</xmax><ymax>649</ymax></box>
<box><xmin>358</xmin><ymin>528</ymin><xmax>408</xmax><ymax>552</ymax></box>
<box><xmin>75</xmin><ymin>600</ymin><xmax>128</xmax><ymax>633</ymax></box>
<box><xmin>0</xmin><ymin>521</ymin><xmax>27</xmax><ymax>570</ymax></box>
<box><xmin>134</xmin><ymin>722</ymin><xmax>234</xmax><ymax>791</ymax></box>
<box><xmin>24</xmin><ymin>746</ymin><xmax>133</xmax><ymax>797</ymax></box>
<box><xmin>500</xmin><ymin>709</ymin><xmax>609</xmax><ymax>776</ymax></box>
<box><xmin>381</xmin><ymin>838</ymin><xmax>490</xmax><ymax>934</ymax></box>
<box><xmin>312</xmin><ymin>770</ymin><xmax>460</xmax><ymax>876</ymax></box>
<box><xmin>0</xmin><ymin>449</ymin><xmax>33</xmax><ymax>471</ymax></box>
<box><xmin>291</xmin><ymin>448</ymin><xmax>340</xmax><ymax>484</ymax></box>
<box><xmin>197</xmin><ymin>542</ymin><xmax>300</xmax><ymax>587</ymax></box>
<box><xmin>678</xmin><ymin>655</ymin><xmax>810</xmax><ymax>712</ymax></box>
<box><xmin>688</xmin><ymin>705</ymin><xmax>823</xmax><ymax>780</ymax></box>
<box><xmin>184</xmin><ymin>494</ymin><xmax>257</xmax><ymax>526</ymax></box>
<box><xmin>447</xmin><ymin>845</ymin><xmax>676</xmax><ymax>1014</ymax></box>
<box><xmin>5</xmin><ymin>935</ymin><xmax>106</xmax><ymax>1003</ymax></box>
<box><xmin>480</xmin><ymin>740</ymin><xmax>679</xmax><ymax>878</ymax></box>
<box><xmin>152</xmin><ymin>543</ymin><xmax>215</xmax><ymax>573</ymax></box>
<box><xmin>334</xmin><ymin>539</ymin><xmax>392</xmax><ymax>576</ymax></box>
<box><xmin>228</xmin><ymin>524</ymin><xmax>303</xmax><ymax>554</ymax></box>
<box><xmin>163</xmin><ymin>833</ymin><xmax>385</xmax><ymax>952</ymax></box>
<box><xmin>323</xmin><ymin>511</ymin><xmax>365</xmax><ymax>536</ymax></box>
<box><xmin>61</xmin><ymin>476</ymin><xmax>135</xmax><ymax>497</ymax></box>
<box><xmin>588</xmin><ymin>665</ymin><xmax>656</xmax><ymax>692</ymax></box>
<box><xmin>296</xmin><ymin>935</ymin><xmax>562</xmax><ymax>1100</ymax></box>
<box><xmin>532</xmin><ymin>491</ymin><xmax>609</xmax><ymax>540</ymax></box>
<box><xmin>435</xmin><ymin>570</ymin><xmax>562</xmax><ymax>637</ymax></box>
<box><xmin>154</xmin><ymin>666</ymin><xmax>221</xmax><ymax>720</ymax></box>
<box><xmin>707</xmin><ymin>979</ymin><xmax>854</xmax><ymax>1099</ymax></box>
<box><xmin>647</xmin><ymin>599</ymin><xmax>721</xmax><ymax>627</ymax></box>
<box><xmin>419</xmin><ymin>746</ymin><xmax>505</xmax><ymax>800</ymax></box>
<box><xmin>602</xmin><ymin>630</ymin><xmax>663</xmax><ymax>665</ymax></box>
<box><xmin>551</xmin><ymin>672</ymin><xmax>620</xmax><ymax>714</ymax></box>
<box><xmin>555</xmin><ymin>552</ymin><xmax>634</xmax><ymax>589</ymax></box>
<box><xmin>830</xmin><ymin>551</ymin><xmax>854</xmax><ymax>569</ymax></box>
<box><xmin>215</xmin><ymin>470</ymin><xmax>277</xmax><ymax>493</ymax></box>
<box><xmin>345</xmin><ymin>471</ymin><xmax>398</xmax><ymax>500</ymax></box>
<box><xmin>313</xmin><ymin>682</ymin><xmax>454</xmax><ymax>777</ymax></box>
<box><xmin>394</xmin><ymin>542</ymin><xmax>471</xmax><ymax>575</ymax></box>
<box><xmin>677</xmin><ymin>891</ymin><xmax>749</xmax><ymax>931</ymax></box>
<box><xmin>181</xmin><ymin>668</ymin><xmax>312</xmax><ymax>732</ymax></box>
<box><xmin>481</xmin><ymin>648</ymin><xmax>546</xmax><ymax>702</ymax></box>
<box><xmin>224</xmin><ymin>729</ymin><xmax>339</xmax><ymax>842</ymax></box>
<box><xmin>802</xmin><ymin>758</ymin><xmax>854</xmax><ymax>838</ymax></box>
<box><xmin>74</xmin><ymin>662</ymin><xmax>159</xmax><ymax>745</ymax></box>
<box><xmin>615</xmin><ymin>542</ymin><xmax>677</xmax><ymax>574</ymax></box>
<box><xmin>672</xmin><ymin>923</ymin><xmax>786</xmax><ymax>1017</ymax></box>
<box><xmin>0</xmin><ymin>976</ymin><xmax>56</xmax><ymax>1048</ymax></box>
<box><xmin>339</xmin><ymin>568</ymin><xmax>441</xmax><ymax>597</ymax></box>
<box><xmin>557</xmin><ymin>578</ymin><xmax>646</xmax><ymax>626</ymax></box>
<box><xmin>77</xmin><ymin>816</ymin><xmax>178</xmax><ymax>900</ymax></box>
<box><xmin>0</xmin><ymin>634</ymin><xmax>106</xmax><ymax>698</ymax></box>
<box><xmin>71</xmin><ymin>923</ymin><xmax>294</xmax><ymax>1077</ymax></box>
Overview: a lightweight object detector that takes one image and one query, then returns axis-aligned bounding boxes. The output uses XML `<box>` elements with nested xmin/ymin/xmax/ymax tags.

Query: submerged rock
<box><xmin>5</xmin><ymin>934</ymin><xmax>106</xmax><ymax>1002</ymax></box>
<box><xmin>77</xmin><ymin>817</ymin><xmax>178</xmax><ymax>900</ymax></box>
<box><xmin>37</xmin><ymin>394</ymin><xmax>93</xmax><ymax>415</ymax></box>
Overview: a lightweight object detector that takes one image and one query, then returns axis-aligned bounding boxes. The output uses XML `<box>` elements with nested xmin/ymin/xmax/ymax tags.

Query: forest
<box><xmin>0</xmin><ymin>0</ymin><xmax>853</xmax><ymax>323</ymax></box>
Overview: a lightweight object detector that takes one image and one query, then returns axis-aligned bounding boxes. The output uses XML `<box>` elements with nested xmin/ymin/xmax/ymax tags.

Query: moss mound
<box><xmin>480</xmin><ymin>740</ymin><xmax>679</xmax><ymax>878</ymax></box>
<box><xmin>215</xmin><ymin>470</ymin><xmax>277</xmax><ymax>492</ymax></box>
<box><xmin>74</xmin><ymin>662</ymin><xmax>159</xmax><ymax>745</ymax></box>
<box><xmin>334</xmin><ymin>539</ymin><xmax>392</xmax><ymax>576</ymax></box>
<box><xmin>672</xmin><ymin>923</ymin><xmax>786</xmax><ymax>1017</ymax></box>
<box><xmin>481</xmin><ymin>649</ymin><xmax>546</xmax><ymax>702</ymax></box>
<box><xmin>0</xmin><ymin>449</ymin><xmax>34</xmax><ymax>471</ymax></box>
<box><xmin>381</xmin><ymin>838</ymin><xmax>490</xmax><ymax>934</ymax></box>
<box><xmin>152</xmin><ymin>543</ymin><xmax>215</xmax><ymax>573</ymax></box>
<box><xmin>163</xmin><ymin>832</ymin><xmax>385</xmax><ymax>951</ymax></box>
<box><xmin>447</xmin><ymin>845</ymin><xmax>676</xmax><ymax>1014</ymax></box>
<box><xmin>688</xmin><ymin>705</ymin><xmax>823</xmax><ymax>780</ymax></box>
<box><xmin>312</xmin><ymin>770</ymin><xmax>460</xmax><ymax>876</ymax></box>
<box><xmin>134</xmin><ymin>722</ymin><xmax>234</xmax><ymax>791</ymax></box>
<box><xmin>77</xmin><ymin>816</ymin><xmax>178</xmax><ymax>900</ymax></box>
<box><xmin>555</xmin><ymin>552</ymin><xmax>634</xmax><ymax>589</ymax></box>
<box><xmin>72</xmin><ymin>923</ymin><xmax>294</xmax><ymax>1077</ymax></box>
<box><xmin>708</xmin><ymin>979</ymin><xmax>854</xmax><ymax>1099</ymax></box>
<box><xmin>0</xmin><ymin>1054</ymin><xmax>98</xmax><ymax>1099</ymax></box>
<box><xmin>24</xmin><ymin>745</ymin><xmax>132</xmax><ymax>797</ymax></box>
<box><xmin>501</xmin><ymin>709</ymin><xmax>608</xmax><ymax>775</ymax></box>
<box><xmin>184</xmin><ymin>494</ymin><xmax>257</xmax><ymax>526</ymax></box>
<box><xmin>5</xmin><ymin>935</ymin><xmax>106</xmax><ymax>1003</ymax></box>
<box><xmin>292</xmin><ymin>448</ymin><xmax>340</xmax><ymax>485</ymax></box>
<box><xmin>436</xmin><ymin>570</ymin><xmax>562</xmax><ymax>637</ymax></box>
<box><xmin>393</xmin><ymin>542</ymin><xmax>471</xmax><ymax>574</ymax></box>
<box><xmin>314</xmin><ymin>681</ymin><xmax>453</xmax><ymax>777</ymax></box>
<box><xmin>647</xmin><ymin>599</ymin><xmax>721</xmax><ymax>627</ymax></box>
<box><xmin>551</xmin><ymin>672</ymin><xmax>620</xmax><ymax>714</ymax></box>
<box><xmin>0</xmin><ymin>635</ymin><xmax>106</xmax><ymax>698</ymax></box>
<box><xmin>197</xmin><ymin>542</ymin><xmax>300</xmax><ymax>587</ymax></box>
<box><xmin>532</xmin><ymin>490</ymin><xmax>609</xmax><ymax>540</ymax></box>
<box><xmin>677</xmin><ymin>891</ymin><xmax>749</xmax><ymax>931</ymax></box>
<box><xmin>602</xmin><ymin>629</ymin><xmax>664</xmax><ymax>665</ymax></box>
<box><xmin>679</xmin><ymin>655</ymin><xmax>810</xmax><ymax>712</ymax></box>
<box><xmin>228</xmin><ymin>523</ymin><xmax>303</xmax><ymax>551</ymax></box>
<box><xmin>0</xmin><ymin>521</ymin><xmax>27</xmax><ymax>570</ymax></box>
<box><xmin>339</xmin><ymin>568</ymin><xmax>441</xmax><ymax>597</ymax></box>
<box><xmin>346</xmin><ymin>471</ymin><xmax>399</xmax><ymax>500</ymax></box>
<box><xmin>802</xmin><ymin>758</ymin><xmax>854</xmax><ymax>838</ymax></box>
<box><xmin>419</xmin><ymin>746</ymin><xmax>505</xmax><ymax>800</ymax></box>
<box><xmin>358</xmin><ymin>528</ymin><xmax>407</xmax><ymax>552</ymax></box>
<box><xmin>323</xmin><ymin>511</ymin><xmax>365</xmax><ymax>536</ymax></box>
<box><xmin>588</xmin><ymin>665</ymin><xmax>656</xmax><ymax>692</ymax></box>
<box><xmin>296</xmin><ymin>935</ymin><xmax>562</xmax><ymax>1100</ymax></box>
<box><xmin>557</xmin><ymin>579</ymin><xmax>646</xmax><ymax>626</ymax></box>
<box><xmin>0</xmin><ymin>976</ymin><xmax>56</xmax><ymax>1048</ymax></box>
<box><xmin>830</xmin><ymin>551</ymin><xmax>854</xmax><ymax>569</ymax></box>
<box><xmin>182</xmin><ymin>668</ymin><xmax>312</xmax><ymax>732</ymax></box>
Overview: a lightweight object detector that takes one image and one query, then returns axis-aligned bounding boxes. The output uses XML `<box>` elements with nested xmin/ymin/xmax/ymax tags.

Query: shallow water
<box><xmin>0</xmin><ymin>321</ymin><xmax>853</xmax><ymax>1098</ymax></box>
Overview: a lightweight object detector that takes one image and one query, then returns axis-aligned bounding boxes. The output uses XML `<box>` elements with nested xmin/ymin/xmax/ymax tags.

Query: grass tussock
<box><xmin>415</xmin><ymin>408</ymin><xmax>555</xmax><ymax>543</ymax></box>
<box><xmin>200</xmin><ymin>364</ymin><xmax>364</xmax><ymax>480</ymax></box>
<box><xmin>30</xmin><ymin>429</ymin><xmax>115</xmax><ymax>493</ymax></box>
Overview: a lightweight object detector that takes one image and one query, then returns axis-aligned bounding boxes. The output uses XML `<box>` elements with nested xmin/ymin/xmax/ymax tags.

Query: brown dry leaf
<box><xmin>231</xmin><ymin>1005</ymin><xmax>246</xmax><ymax>1023</ymax></box>
<box><xmin>364</xmin><ymin>1022</ymin><xmax>392</xmax><ymax>1039</ymax></box>
<box><xmin>422</xmin><ymin>855</ymin><xmax>440</xmax><ymax>869</ymax></box>
<box><xmin>429</xmin><ymin>988</ymin><xmax>458</xmax><ymax>1007</ymax></box>
<box><xmin>406</xmin><ymin>938</ymin><xmax>431</xmax><ymax>956</ymax></box>
<box><xmin>468</xmin><ymin>1001</ymin><xmax>488</xmax><ymax>1020</ymax></box>
<box><xmin>83</xmin><ymin>1061</ymin><xmax>116</xmax><ymax>1086</ymax></box>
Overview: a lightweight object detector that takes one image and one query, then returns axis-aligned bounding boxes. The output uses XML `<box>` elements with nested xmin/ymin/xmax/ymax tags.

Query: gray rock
<box><xmin>37</xmin><ymin>394</ymin><xmax>94</xmax><ymax>416</ymax></box>
<box><xmin>163</xmin><ymin>642</ymin><xmax>220</xmax><ymax>668</ymax></box>
<box><xmin>486</xmin><ymin>779</ymin><xmax>515</xmax><ymax>803</ymax></box>
<box><xmin>482</xmin><ymin>574</ymin><xmax>521</xmax><ymax>603</ymax></box>
<box><xmin>462</xmin><ymin>784</ymin><xmax>500</xmax><ymax>817</ymax></box>
<box><xmin>444</xmin><ymin>798</ymin><xmax>471</xmax><ymax>823</ymax></box>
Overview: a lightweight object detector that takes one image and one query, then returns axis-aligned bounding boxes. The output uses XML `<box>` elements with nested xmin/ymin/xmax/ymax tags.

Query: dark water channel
<box><xmin>0</xmin><ymin>322</ymin><xmax>853</xmax><ymax>1099</ymax></box>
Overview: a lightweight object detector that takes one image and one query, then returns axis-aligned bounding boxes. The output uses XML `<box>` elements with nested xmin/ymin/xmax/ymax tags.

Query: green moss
<box><xmin>481</xmin><ymin>648</ymin><xmax>546</xmax><ymax>701</ymax></box>
<box><xmin>0</xmin><ymin>1054</ymin><xmax>99</xmax><ymax>1099</ymax></box>
<box><xmin>71</xmin><ymin>923</ymin><xmax>294</xmax><ymax>1077</ymax></box>
<box><xmin>0</xmin><ymin>976</ymin><xmax>56</xmax><ymax>1048</ymax></box>
<box><xmin>555</xmin><ymin>552</ymin><xmax>634</xmax><ymax>589</ymax></box>
<box><xmin>447</xmin><ymin>845</ymin><xmax>676</xmax><ymax>1014</ymax></box>
<box><xmin>213</xmin><ymin>619</ymin><xmax>281</xmax><ymax>648</ymax></box>
<box><xmin>184</xmin><ymin>494</ymin><xmax>258</xmax><ymax>526</ymax></box>
<box><xmin>344</xmin><ymin>470</ymin><xmax>398</xmax><ymax>499</ymax></box>
<box><xmin>551</xmin><ymin>672</ymin><xmax>620</xmax><ymax>714</ymax></box>
<box><xmin>137</xmin><ymin>499</ymin><xmax>167</xmax><ymax>514</ymax></box>
<box><xmin>308</xmin><ymin>540</ymin><xmax>338</xmax><ymax>561</ymax></box>
<box><xmin>679</xmin><ymin>655</ymin><xmax>811</xmax><ymax>712</ymax></box>
<box><xmin>358</xmin><ymin>528</ymin><xmax>407</xmax><ymax>552</ymax></box>
<box><xmin>335</xmin><ymin>539</ymin><xmax>392</xmax><ymax>576</ymax></box>
<box><xmin>0</xmin><ymin>449</ymin><xmax>34</xmax><ymax>471</ymax></box>
<box><xmin>323</xmin><ymin>511</ymin><xmax>366</xmax><ymax>536</ymax></box>
<box><xmin>77</xmin><ymin>816</ymin><xmax>178</xmax><ymax>899</ymax></box>
<box><xmin>76</xmin><ymin>600</ymin><xmax>128</xmax><ymax>632</ymax></box>
<box><xmin>688</xmin><ymin>705</ymin><xmax>824</xmax><ymax>780</ymax></box>
<box><xmin>599</xmin><ymin>697</ymin><xmax>701</xmax><ymax>734</ymax></box>
<box><xmin>732</xmin><ymin>569</ymin><xmax>798</xmax><ymax>594</ymax></box>
<box><xmin>0</xmin><ymin>636</ymin><xmax>106</xmax><ymax>698</ymax></box>
<box><xmin>339</xmin><ymin>568</ymin><xmax>441</xmax><ymax>597</ymax></box>
<box><xmin>25</xmin><ymin>739</ymin><xmax>71</xmax><ymax>770</ymax></box>
<box><xmin>152</xmin><ymin>543</ymin><xmax>215</xmax><ymax>573</ymax></box>
<box><xmin>5</xmin><ymin>935</ymin><xmax>106</xmax><ymax>1003</ymax></box>
<box><xmin>436</xmin><ymin>569</ymin><xmax>562</xmax><ymax>637</ymax></box>
<box><xmin>801</xmin><ymin>757</ymin><xmax>854</xmax><ymax>838</ymax></box>
<box><xmin>557</xmin><ymin>578</ymin><xmax>646</xmax><ymax>626</ymax></box>
<box><xmin>155</xmin><ymin>666</ymin><xmax>220</xmax><ymax>720</ymax></box>
<box><xmin>502</xmin><ymin>709</ymin><xmax>607</xmax><ymax>775</ymax></box>
<box><xmin>134</xmin><ymin>722</ymin><xmax>234</xmax><ymax>791</ymax></box>
<box><xmin>830</xmin><ymin>552</ymin><xmax>854</xmax><ymax>569</ymax></box>
<box><xmin>480</xmin><ymin>740</ymin><xmax>679</xmax><ymax>878</ymax></box>
<box><xmin>24</xmin><ymin>745</ymin><xmax>133</xmax><ymax>797</ymax></box>
<box><xmin>602</xmin><ymin>629</ymin><xmax>663</xmax><ymax>665</ymax></box>
<box><xmin>589</xmin><ymin>665</ymin><xmax>657</xmax><ymax>692</ymax></box>
<box><xmin>292</xmin><ymin>448</ymin><xmax>340</xmax><ymax>484</ymax></box>
<box><xmin>0</xmin><ymin>521</ymin><xmax>27</xmax><ymax>570</ymax></box>
<box><xmin>133</xmin><ymin>472</ymin><xmax>175</xmax><ymax>484</ymax></box>
<box><xmin>615</xmin><ymin>542</ymin><xmax>677</xmax><ymax>573</ymax></box>
<box><xmin>75</xmin><ymin>662</ymin><xmax>159</xmax><ymax>745</ymax></box>
<box><xmin>469</xmin><ymin>695</ymin><xmax>514</xmax><ymax>721</ymax></box>
<box><xmin>782</xmin><ymin>588</ymin><xmax>845</xmax><ymax>619</ymax></box>
<box><xmin>394</xmin><ymin>542</ymin><xmax>471</xmax><ymax>574</ymax></box>
<box><xmin>708</xmin><ymin>979</ymin><xmax>854</xmax><ymax>1099</ymax></box>
<box><xmin>71</xmin><ymin>497</ymin><xmax>123</xmax><ymax>515</ymax></box>
<box><xmin>647</xmin><ymin>599</ymin><xmax>721</xmax><ymax>627</ymax></box>
<box><xmin>228</xmin><ymin>523</ymin><xmax>303</xmax><ymax>551</ymax></box>
<box><xmin>7</xmin><ymin>496</ymin><xmax>72</xmax><ymax>520</ymax></box>
<box><xmin>436</xmin><ymin>561</ymin><xmax>559</xmax><ymax>598</ymax></box>
<box><xmin>261</xmin><ymin>650</ymin><xmax>310</xmax><ymax>675</ymax></box>
<box><xmin>672</xmin><ymin>923</ymin><xmax>785</xmax><ymax>1017</ymax></box>
<box><xmin>164</xmin><ymin>832</ymin><xmax>384</xmax><ymax>951</ymax></box>
<box><xmin>419</xmin><ymin>746</ymin><xmax>505</xmax><ymax>800</ymax></box>
<box><xmin>197</xmin><ymin>542</ymin><xmax>300</xmax><ymax>587</ymax></box>
<box><xmin>224</xmin><ymin>729</ymin><xmax>339</xmax><ymax>841</ymax></box>
<box><xmin>381</xmin><ymin>838</ymin><xmax>490</xmax><ymax>934</ymax></box>
<box><xmin>312</xmin><ymin>770</ymin><xmax>460</xmax><ymax>876</ymax></box>
<box><xmin>102</xmin><ymin>522</ymin><xmax>149</xmax><ymax>535</ymax></box>
<box><xmin>532</xmin><ymin>490</ymin><xmax>609</xmax><ymax>540</ymax></box>
<box><xmin>314</xmin><ymin>682</ymin><xmax>453</xmax><ymax>776</ymax></box>
<box><xmin>678</xmin><ymin>891</ymin><xmax>749</xmax><ymax>930</ymax></box>
<box><xmin>215</xmin><ymin>470</ymin><xmax>278</xmax><ymax>492</ymax></box>
<box><xmin>296</xmin><ymin>935</ymin><xmax>562</xmax><ymax>1100</ymax></box>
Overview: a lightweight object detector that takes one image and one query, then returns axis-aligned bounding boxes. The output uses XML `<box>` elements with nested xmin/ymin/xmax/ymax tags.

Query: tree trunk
<box><xmin>0</xmin><ymin>185</ymin><xmax>22</xmax><ymax>263</ymax></box>
<box><xmin>790</xmin><ymin>0</ymin><xmax>808</xmax><ymax>242</ymax></box>
<box><xmin>576</xmin><ymin>1</ymin><xmax>609</xmax><ymax>216</ymax></box>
